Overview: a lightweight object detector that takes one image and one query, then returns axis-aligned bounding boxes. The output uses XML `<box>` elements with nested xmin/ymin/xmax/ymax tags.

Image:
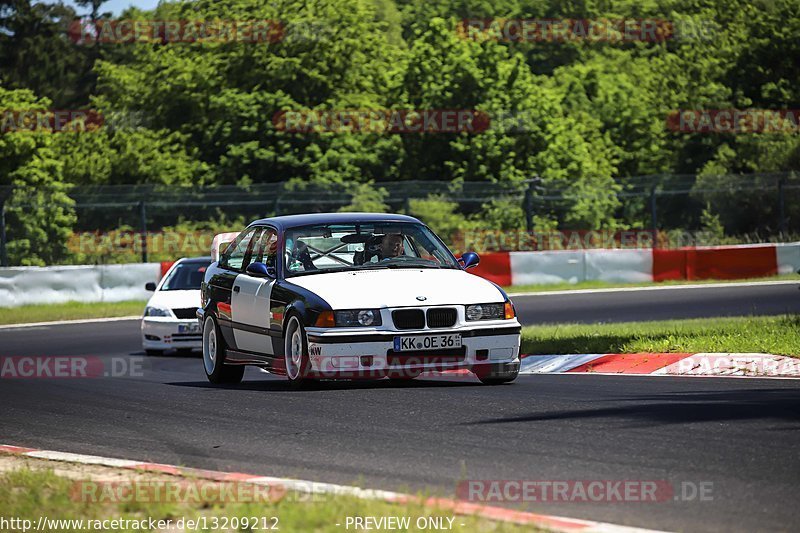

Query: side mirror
<box><xmin>145</xmin><ymin>282</ymin><xmax>157</xmax><ymax>291</ymax></box>
<box><xmin>246</xmin><ymin>261</ymin><xmax>275</xmax><ymax>278</ymax></box>
<box><xmin>459</xmin><ymin>252</ymin><xmax>480</xmax><ymax>270</ymax></box>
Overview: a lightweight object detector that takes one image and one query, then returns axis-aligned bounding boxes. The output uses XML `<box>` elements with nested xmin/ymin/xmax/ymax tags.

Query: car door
<box><xmin>231</xmin><ymin>226</ymin><xmax>277</xmax><ymax>354</ymax></box>
<box><xmin>214</xmin><ymin>226</ymin><xmax>260</xmax><ymax>347</ymax></box>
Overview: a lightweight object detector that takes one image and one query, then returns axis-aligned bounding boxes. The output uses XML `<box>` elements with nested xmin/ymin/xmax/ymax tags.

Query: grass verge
<box><xmin>521</xmin><ymin>315</ymin><xmax>800</xmax><ymax>357</ymax></box>
<box><xmin>505</xmin><ymin>273</ymin><xmax>800</xmax><ymax>294</ymax></box>
<box><xmin>0</xmin><ymin>300</ymin><xmax>145</xmax><ymax>325</ymax></box>
<box><xmin>0</xmin><ymin>463</ymin><xmax>538</xmax><ymax>533</ymax></box>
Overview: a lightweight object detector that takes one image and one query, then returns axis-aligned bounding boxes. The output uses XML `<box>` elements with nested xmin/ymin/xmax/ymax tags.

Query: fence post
<box><xmin>0</xmin><ymin>198</ymin><xmax>7</xmax><ymax>267</ymax></box>
<box><xmin>778</xmin><ymin>177</ymin><xmax>787</xmax><ymax>237</ymax></box>
<box><xmin>650</xmin><ymin>187</ymin><xmax>658</xmax><ymax>231</ymax></box>
<box><xmin>523</xmin><ymin>175</ymin><xmax>542</xmax><ymax>232</ymax></box>
<box><xmin>139</xmin><ymin>200</ymin><xmax>148</xmax><ymax>263</ymax></box>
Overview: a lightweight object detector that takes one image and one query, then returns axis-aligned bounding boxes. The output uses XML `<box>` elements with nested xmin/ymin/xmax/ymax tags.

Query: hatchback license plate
<box><xmin>393</xmin><ymin>333</ymin><xmax>461</xmax><ymax>352</ymax></box>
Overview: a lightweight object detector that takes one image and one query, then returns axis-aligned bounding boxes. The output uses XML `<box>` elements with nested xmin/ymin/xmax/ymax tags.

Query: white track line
<box><xmin>0</xmin><ymin>315</ymin><xmax>141</xmax><ymax>330</ymax></box>
<box><xmin>1</xmin><ymin>444</ymin><xmax>667</xmax><ymax>533</ymax></box>
<box><xmin>509</xmin><ymin>279</ymin><xmax>800</xmax><ymax>298</ymax></box>
<box><xmin>26</xmin><ymin>450</ymin><xmax>145</xmax><ymax>468</ymax></box>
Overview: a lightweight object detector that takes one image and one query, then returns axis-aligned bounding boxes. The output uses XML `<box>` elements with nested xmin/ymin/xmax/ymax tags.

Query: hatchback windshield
<box><xmin>161</xmin><ymin>261</ymin><xmax>211</xmax><ymax>290</ymax></box>
<box><xmin>283</xmin><ymin>222</ymin><xmax>459</xmax><ymax>276</ymax></box>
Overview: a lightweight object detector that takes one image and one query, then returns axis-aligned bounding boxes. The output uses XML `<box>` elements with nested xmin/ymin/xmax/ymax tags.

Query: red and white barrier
<box><xmin>470</xmin><ymin>242</ymin><xmax>800</xmax><ymax>286</ymax></box>
<box><xmin>1</xmin><ymin>241</ymin><xmax>797</xmax><ymax>306</ymax></box>
<box><xmin>776</xmin><ymin>243</ymin><xmax>800</xmax><ymax>275</ymax></box>
<box><xmin>520</xmin><ymin>352</ymin><xmax>800</xmax><ymax>378</ymax></box>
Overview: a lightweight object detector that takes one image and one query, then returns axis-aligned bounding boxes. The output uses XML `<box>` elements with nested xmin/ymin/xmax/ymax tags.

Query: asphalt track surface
<box><xmin>1</xmin><ymin>284</ymin><xmax>799</xmax><ymax>532</ymax></box>
<box><xmin>511</xmin><ymin>281</ymin><xmax>800</xmax><ymax>324</ymax></box>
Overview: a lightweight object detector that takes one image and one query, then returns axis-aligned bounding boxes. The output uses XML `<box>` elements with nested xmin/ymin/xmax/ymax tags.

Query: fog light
<box><xmin>490</xmin><ymin>348</ymin><xmax>513</xmax><ymax>360</ymax></box>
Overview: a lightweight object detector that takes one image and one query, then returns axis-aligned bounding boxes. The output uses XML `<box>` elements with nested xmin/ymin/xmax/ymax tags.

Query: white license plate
<box><xmin>179</xmin><ymin>324</ymin><xmax>200</xmax><ymax>334</ymax></box>
<box><xmin>393</xmin><ymin>333</ymin><xmax>461</xmax><ymax>352</ymax></box>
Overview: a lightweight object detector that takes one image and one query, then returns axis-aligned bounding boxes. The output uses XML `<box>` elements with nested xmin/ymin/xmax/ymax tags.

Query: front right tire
<box><xmin>474</xmin><ymin>363</ymin><xmax>519</xmax><ymax>385</ymax></box>
<box><xmin>477</xmin><ymin>375</ymin><xmax>518</xmax><ymax>385</ymax></box>
<box><xmin>203</xmin><ymin>314</ymin><xmax>244</xmax><ymax>384</ymax></box>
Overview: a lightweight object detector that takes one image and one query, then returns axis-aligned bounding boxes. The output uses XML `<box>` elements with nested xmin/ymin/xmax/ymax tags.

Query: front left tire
<box><xmin>284</xmin><ymin>314</ymin><xmax>313</xmax><ymax>387</ymax></box>
<box><xmin>202</xmin><ymin>313</ymin><xmax>244</xmax><ymax>385</ymax></box>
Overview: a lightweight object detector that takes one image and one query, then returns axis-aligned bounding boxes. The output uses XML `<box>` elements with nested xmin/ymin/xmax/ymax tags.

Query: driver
<box><xmin>261</xmin><ymin>232</ymin><xmax>279</xmax><ymax>268</ymax></box>
<box><xmin>380</xmin><ymin>233</ymin><xmax>404</xmax><ymax>259</ymax></box>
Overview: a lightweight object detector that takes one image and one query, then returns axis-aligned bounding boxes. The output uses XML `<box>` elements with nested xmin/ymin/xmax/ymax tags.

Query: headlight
<box><xmin>144</xmin><ymin>306</ymin><xmax>171</xmax><ymax>317</ymax></box>
<box><xmin>334</xmin><ymin>309</ymin><xmax>382</xmax><ymax>327</ymax></box>
<box><xmin>465</xmin><ymin>303</ymin><xmax>505</xmax><ymax>321</ymax></box>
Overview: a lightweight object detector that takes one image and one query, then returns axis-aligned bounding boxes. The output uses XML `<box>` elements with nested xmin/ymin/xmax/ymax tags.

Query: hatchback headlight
<box><xmin>334</xmin><ymin>309</ymin><xmax>382</xmax><ymax>327</ymax></box>
<box><xmin>465</xmin><ymin>303</ymin><xmax>504</xmax><ymax>321</ymax></box>
<box><xmin>144</xmin><ymin>306</ymin><xmax>171</xmax><ymax>317</ymax></box>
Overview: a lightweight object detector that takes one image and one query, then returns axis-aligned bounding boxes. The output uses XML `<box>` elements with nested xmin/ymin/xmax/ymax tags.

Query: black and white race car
<box><xmin>197</xmin><ymin>213</ymin><xmax>521</xmax><ymax>386</ymax></box>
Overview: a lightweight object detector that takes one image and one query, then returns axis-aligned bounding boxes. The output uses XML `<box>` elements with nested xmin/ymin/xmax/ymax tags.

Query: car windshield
<box><xmin>283</xmin><ymin>222</ymin><xmax>459</xmax><ymax>277</ymax></box>
<box><xmin>160</xmin><ymin>261</ymin><xmax>211</xmax><ymax>290</ymax></box>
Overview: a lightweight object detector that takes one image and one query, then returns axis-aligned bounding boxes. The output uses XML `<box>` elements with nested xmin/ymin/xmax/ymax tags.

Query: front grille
<box><xmin>392</xmin><ymin>309</ymin><xmax>425</xmax><ymax>329</ymax></box>
<box><xmin>172</xmin><ymin>308</ymin><xmax>198</xmax><ymax>319</ymax></box>
<box><xmin>387</xmin><ymin>348</ymin><xmax>466</xmax><ymax>366</ymax></box>
<box><xmin>426</xmin><ymin>307</ymin><xmax>457</xmax><ymax>328</ymax></box>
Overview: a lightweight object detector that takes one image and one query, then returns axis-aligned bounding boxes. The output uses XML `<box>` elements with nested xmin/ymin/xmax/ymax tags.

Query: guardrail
<box><xmin>0</xmin><ymin>263</ymin><xmax>161</xmax><ymax>307</ymax></box>
<box><xmin>1</xmin><ymin>242</ymin><xmax>797</xmax><ymax>307</ymax></box>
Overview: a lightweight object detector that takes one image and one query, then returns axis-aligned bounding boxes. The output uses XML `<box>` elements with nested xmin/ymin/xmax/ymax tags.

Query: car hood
<box><xmin>287</xmin><ymin>268</ymin><xmax>504</xmax><ymax>309</ymax></box>
<box><xmin>146</xmin><ymin>289</ymin><xmax>201</xmax><ymax>310</ymax></box>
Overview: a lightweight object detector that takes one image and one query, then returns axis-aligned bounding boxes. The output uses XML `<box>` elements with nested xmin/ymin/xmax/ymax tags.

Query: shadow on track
<box><xmin>131</xmin><ymin>350</ymin><xmax>200</xmax><ymax>358</ymax></box>
<box><xmin>464</xmin><ymin>388</ymin><xmax>800</xmax><ymax>427</ymax></box>
<box><xmin>166</xmin><ymin>377</ymin><xmax>486</xmax><ymax>392</ymax></box>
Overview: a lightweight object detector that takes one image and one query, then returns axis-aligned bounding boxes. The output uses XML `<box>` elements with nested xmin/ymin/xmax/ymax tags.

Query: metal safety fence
<box><xmin>0</xmin><ymin>172</ymin><xmax>797</xmax><ymax>264</ymax></box>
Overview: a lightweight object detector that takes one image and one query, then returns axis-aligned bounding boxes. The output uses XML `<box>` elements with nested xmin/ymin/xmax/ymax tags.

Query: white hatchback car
<box><xmin>141</xmin><ymin>257</ymin><xmax>211</xmax><ymax>355</ymax></box>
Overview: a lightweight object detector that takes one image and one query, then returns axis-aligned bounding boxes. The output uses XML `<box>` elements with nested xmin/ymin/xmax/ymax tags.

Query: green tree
<box><xmin>0</xmin><ymin>87</ymin><xmax>76</xmax><ymax>265</ymax></box>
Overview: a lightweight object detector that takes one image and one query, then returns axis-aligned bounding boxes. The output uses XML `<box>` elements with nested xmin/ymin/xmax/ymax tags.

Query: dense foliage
<box><xmin>0</xmin><ymin>0</ymin><xmax>798</xmax><ymax>264</ymax></box>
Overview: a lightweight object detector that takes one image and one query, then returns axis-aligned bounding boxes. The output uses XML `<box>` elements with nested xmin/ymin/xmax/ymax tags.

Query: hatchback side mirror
<box><xmin>145</xmin><ymin>282</ymin><xmax>157</xmax><ymax>291</ymax></box>
<box><xmin>246</xmin><ymin>261</ymin><xmax>275</xmax><ymax>278</ymax></box>
<box><xmin>459</xmin><ymin>252</ymin><xmax>480</xmax><ymax>270</ymax></box>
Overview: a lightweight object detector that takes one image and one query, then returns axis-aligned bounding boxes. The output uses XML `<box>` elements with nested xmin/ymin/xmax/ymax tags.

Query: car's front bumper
<box><xmin>141</xmin><ymin>317</ymin><xmax>202</xmax><ymax>350</ymax></box>
<box><xmin>304</xmin><ymin>323</ymin><xmax>521</xmax><ymax>378</ymax></box>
